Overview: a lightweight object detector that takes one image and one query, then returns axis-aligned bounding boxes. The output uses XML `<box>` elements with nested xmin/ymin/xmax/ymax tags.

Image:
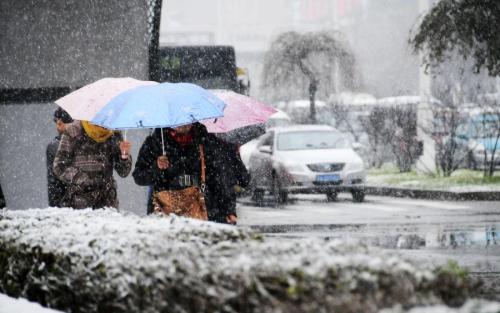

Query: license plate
<box><xmin>315</xmin><ymin>174</ymin><xmax>341</xmax><ymax>182</ymax></box>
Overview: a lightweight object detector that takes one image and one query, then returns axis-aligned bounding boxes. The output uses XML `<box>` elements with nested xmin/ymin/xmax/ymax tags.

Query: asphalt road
<box><xmin>237</xmin><ymin>194</ymin><xmax>500</xmax><ymax>299</ymax></box>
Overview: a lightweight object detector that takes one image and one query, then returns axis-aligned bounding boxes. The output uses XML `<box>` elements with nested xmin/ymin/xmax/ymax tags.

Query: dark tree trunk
<box><xmin>487</xmin><ymin>131</ymin><xmax>500</xmax><ymax>177</ymax></box>
<box><xmin>0</xmin><ymin>183</ymin><xmax>5</xmax><ymax>208</ymax></box>
<box><xmin>309</xmin><ymin>80</ymin><xmax>318</xmax><ymax>124</ymax></box>
<box><xmin>148</xmin><ymin>0</ymin><xmax>163</xmax><ymax>81</ymax></box>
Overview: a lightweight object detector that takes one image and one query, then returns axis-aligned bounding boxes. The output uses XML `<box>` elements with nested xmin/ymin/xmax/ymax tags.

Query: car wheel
<box><xmin>326</xmin><ymin>190</ymin><xmax>337</xmax><ymax>202</ymax></box>
<box><xmin>272</xmin><ymin>175</ymin><xmax>288</xmax><ymax>206</ymax></box>
<box><xmin>351</xmin><ymin>189</ymin><xmax>365</xmax><ymax>203</ymax></box>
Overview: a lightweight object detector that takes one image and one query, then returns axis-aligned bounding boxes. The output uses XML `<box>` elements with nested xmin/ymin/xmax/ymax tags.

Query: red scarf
<box><xmin>168</xmin><ymin>130</ymin><xmax>193</xmax><ymax>147</ymax></box>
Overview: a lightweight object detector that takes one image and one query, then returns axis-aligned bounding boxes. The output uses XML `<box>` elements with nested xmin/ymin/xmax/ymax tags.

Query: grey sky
<box><xmin>160</xmin><ymin>0</ymin><xmax>422</xmax><ymax>99</ymax></box>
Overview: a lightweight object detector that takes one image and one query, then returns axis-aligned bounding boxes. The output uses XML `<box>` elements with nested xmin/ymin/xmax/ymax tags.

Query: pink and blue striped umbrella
<box><xmin>55</xmin><ymin>77</ymin><xmax>158</xmax><ymax>122</ymax></box>
<box><xmin>202</xmin><ymin>90</ymin><xmax>277</xmax><ymax>133</ymax></box>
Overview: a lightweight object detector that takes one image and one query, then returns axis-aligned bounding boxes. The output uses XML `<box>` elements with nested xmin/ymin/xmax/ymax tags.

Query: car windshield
<box><xmin>277</xmin><ymin>131</ymin><xmax>350</xmax><ymax>151</ymax></box>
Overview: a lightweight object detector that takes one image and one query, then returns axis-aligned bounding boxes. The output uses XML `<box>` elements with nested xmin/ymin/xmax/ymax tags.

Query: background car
<box><xmin>455</xmin><ymin>110</ymin><xmax>500</xmax><ymax>169</ymax></box>
<box><xmin>239</xmin><ymin>110</ymin><xmax>292</xmax><ymax>167</ymax></box>
<box><xmin>265</xmin><ymin>109</ymin><xmax>292</xmax><ymax>129</ymax></box>
<box><xmin>248</xmin><ymin>125</ymin><xmax>366</xmax><ymax>204</ymax></box>
<box><xmin>276</xmin><ymin>99</ymin><xmax>327</xmax><ymax>124</ymax></box>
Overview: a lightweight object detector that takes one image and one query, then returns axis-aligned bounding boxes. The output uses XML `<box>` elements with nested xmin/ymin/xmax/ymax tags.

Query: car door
<box><xmin>249</xmin><ymin>131</ymin><xmax>275</xmax><ymax>189</ymax></box>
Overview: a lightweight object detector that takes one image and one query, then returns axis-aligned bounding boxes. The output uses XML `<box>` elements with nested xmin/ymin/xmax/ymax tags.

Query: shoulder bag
<box><xmin>153</xmin><ymin>145</ymin><xmax>208</xmax><ymax>220</ymax></box>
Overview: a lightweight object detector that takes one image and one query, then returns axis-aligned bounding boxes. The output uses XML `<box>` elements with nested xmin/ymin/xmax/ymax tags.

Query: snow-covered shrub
<box><xmin>0</xmin><ymin>208</ymin><xmax>480</xmax><ymax>313</ymax></box>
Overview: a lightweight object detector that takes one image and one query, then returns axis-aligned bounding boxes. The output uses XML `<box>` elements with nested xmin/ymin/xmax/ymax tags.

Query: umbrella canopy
<box><xmin>55</xmin><ymin>77</ymin><xmax>158</xmax><ymax>121</ymax></box>
<box><xmin>202</xmin><ymin>90</ymin><xmax>277</xmax><ymax>133</ymax></box>
<box><xmin>91</xmin><ymin>82</ymin><xmax>226</xmax><ymax>130</ymax></box>
<box><xmin>213</xmin><ymin>124</ymin><xmax>267</xmax><ymax>146</ymax></box>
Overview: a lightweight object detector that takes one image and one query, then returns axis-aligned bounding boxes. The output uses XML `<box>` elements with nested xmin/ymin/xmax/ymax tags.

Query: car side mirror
<box><xmin>258</xmin><ymin>145</ymin><xmax>272</xmax><ymax>154</ymax></box>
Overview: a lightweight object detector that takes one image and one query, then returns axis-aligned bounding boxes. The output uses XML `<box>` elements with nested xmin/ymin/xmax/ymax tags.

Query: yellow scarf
<box><xmin>82</xmin><ymin>121</ymin><xmax>113</xmax><ymax>143</ymax></box>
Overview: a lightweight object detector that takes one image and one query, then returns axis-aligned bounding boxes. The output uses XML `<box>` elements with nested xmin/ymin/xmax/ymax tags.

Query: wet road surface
<box><xmin>237</xmin><ymin>194</ymin><xmax>500</xmax><ymax>299</ymax></box>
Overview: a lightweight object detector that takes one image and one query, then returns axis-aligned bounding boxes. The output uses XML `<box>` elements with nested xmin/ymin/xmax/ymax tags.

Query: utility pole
<box><xmin>416</xmin><ymin>0</ymin><xmax>436</xmax><ymax>174</ymax></box>
<box><xmin>147</xmin><ymin>0</ymin><xmax>163</xmax><ymax>81</ymax></box>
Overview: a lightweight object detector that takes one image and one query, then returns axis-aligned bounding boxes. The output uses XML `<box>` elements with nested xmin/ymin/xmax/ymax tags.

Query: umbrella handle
<box><xmin>160</xmin><ymin>128</ymin><xmax>166</xmax><ymax>155</ymax></box>
<box><xmin>121</xmin><ymin>130</ymin><xmax>128</xmax><ymax>159</ymax></box>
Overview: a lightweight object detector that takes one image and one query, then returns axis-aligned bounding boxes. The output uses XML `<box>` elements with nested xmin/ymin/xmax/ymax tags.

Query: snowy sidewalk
<box><xmin>0</xmin><ymin>294</ymin><xmax>63</xmax><ymax>313</ymax></box>
<box><xmin>363</xmin><ymin>185</ymin><xmax>500</xmax><ymax>200</ymax></box>
<box><xmin>365</xmin><ymin>169</ymin><xmax>500</xmax><ymax>200</ymax></box>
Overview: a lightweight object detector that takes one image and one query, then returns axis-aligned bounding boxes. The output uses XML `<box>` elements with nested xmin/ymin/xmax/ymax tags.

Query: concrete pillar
<box><xmin>0</xmin><ymin>0</ymin><xmax>149</xmax><ymax>89</ymax></box>
<box><xmin>0</xmin><ymin>0</ymin><xmax>151</xmax><ymax>213</ymax></box>
<box><xmin>416</xmin><ymin>0</ymin><xmax>436</xmax><ymax>174</ymax></box>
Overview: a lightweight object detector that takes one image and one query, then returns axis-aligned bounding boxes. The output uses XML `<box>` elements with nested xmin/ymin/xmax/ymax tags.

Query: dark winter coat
<box><xmin>53</xmin><ymin>121</ymin><xmax>132</xmax><ymax>209</ymax></box>
<box><xmin>133</xmin><ymin>123</ymin><xmax>237</xmax><ymax>221</ymax></box>
<box><xmin>210</xmin><ymin>140</ymin><xmax>250</xmax><ymax>223</ymax></box>
<box><xmin>46</xmin><ymin>135</ymin><xmax>67</xmax><ymax>207</ymax></box>
<box><xmin>227</xmin><ymin>144</ymin><xmax>250</xmax><ymax>189</ymax></box>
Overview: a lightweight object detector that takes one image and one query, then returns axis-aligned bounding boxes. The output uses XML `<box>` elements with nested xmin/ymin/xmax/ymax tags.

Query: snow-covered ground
<box><xmin>366</xmin><ymin>173</ymin><xmax>500</xmax><ymax>192</ymax></box>
<box><xmin>0</xmin><ymin>294</ymin><xmax>63</xmax><ymax>313</ymax></box>
<box><xmin>380</xmin><ymin>300</ymin><xmax>500</xmax><ymax>313</ymax></box>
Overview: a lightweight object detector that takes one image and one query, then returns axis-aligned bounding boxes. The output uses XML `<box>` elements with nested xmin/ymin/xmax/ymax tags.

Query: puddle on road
<box><xmin>255</xmin><ymin>224</ymin><xmax>500</xmax><ymax>250</ymax></box>
<box><xmin>431</xmin><ymin>225</ymin><xmax>499</xmax><ymax>248</ymax></box>
<box><xmin>257</xmin><ymin>223</ymin><xmax>500</xmax><ymax>302</ymax></box>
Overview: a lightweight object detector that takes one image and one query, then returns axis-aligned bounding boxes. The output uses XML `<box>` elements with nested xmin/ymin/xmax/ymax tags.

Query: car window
<box><xmin>277</xmin><ymin>131</ymin><xmax>349</xmax><ymax>151</ymax></box>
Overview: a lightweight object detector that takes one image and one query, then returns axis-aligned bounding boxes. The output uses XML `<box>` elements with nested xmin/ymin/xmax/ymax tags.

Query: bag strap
<box><xmin>199</xmin><ymin>144</ymin><xmax>206</xmax><ymax>192</ymax></box>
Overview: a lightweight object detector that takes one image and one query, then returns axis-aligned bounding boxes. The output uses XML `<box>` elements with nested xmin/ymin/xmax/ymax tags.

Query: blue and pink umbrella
<box><xmin>56</xmin><ymin>78</ymin><xmax>276</xmax><ymax>146</ymax></box>
<box><xmin>56</xmin><ymin>78</ymin><xmax>226</xmax><ymax>130</ymax></box>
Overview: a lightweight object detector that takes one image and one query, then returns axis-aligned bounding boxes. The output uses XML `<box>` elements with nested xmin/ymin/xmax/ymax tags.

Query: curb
<box><xmin>364</xmin><ymin>185</ymin><xmax>500</xmax><ymax>201</ymax></box>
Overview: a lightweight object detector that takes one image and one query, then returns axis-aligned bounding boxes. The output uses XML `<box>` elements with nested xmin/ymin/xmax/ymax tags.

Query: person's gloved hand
<box><xmin>157</xmin><ymin>155</ymin><xmax>169</xmax><ymax>170</ymax></box>
<box><xmin>226</xmin><ymin>214</ymin><xmax>237</xmax><ymax>225</ymax></box>
<box><xmin>119</xmin><ymin>140</ymin><xmax>132</xmax><ymax>159</ymax></box>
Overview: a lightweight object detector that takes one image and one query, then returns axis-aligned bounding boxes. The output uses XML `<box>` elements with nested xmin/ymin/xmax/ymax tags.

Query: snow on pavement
<box><xmin>0</xmin><ymin>294</ymin><xmax>63</xmax><ymax>313</ymax></box>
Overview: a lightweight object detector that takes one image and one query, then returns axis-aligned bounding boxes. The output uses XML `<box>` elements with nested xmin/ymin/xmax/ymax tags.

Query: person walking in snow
<box><xmin>207</xmin><ymin>141</ymin><xmax>249</xmax><ymax>224</ymax></box>
<box><xmin>46</xmin><ymin>107</ymin><xmax>73</xmax><ymax>207</ymax></box>
<box><xmin>53</xmin><ymin>120</ymin><xmax>132</xmax><ymax>209</ymax></box>
<box><xmin>133</xmin><ymin>122</ymin><xmax>238</xmax><ymax>224</ymax></box>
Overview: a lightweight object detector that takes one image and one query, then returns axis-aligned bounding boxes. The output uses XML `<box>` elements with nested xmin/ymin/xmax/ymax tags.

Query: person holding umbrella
<box><xmin>68</xmin><ymin>80</ymin><xmax>250</xmax><ymax>220</ymax></box>
<box><xmin>53</xmin><ymin>120</ymin><xmax>132</xmax><ymax>209</ymax></box>
<box><xmin>133</xmin><ymin>122</ymin><xmax>238</xmax><ymax>224</ymax></box>
<box><xmin>52</xmin><ymin>78</ymin><xmax>157</xmax><ymax>209</ymax></box>
<box><xmin>139</xmin><ymin>130</ymin><xmax>248</xmax><ymax>224</ymax></box>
